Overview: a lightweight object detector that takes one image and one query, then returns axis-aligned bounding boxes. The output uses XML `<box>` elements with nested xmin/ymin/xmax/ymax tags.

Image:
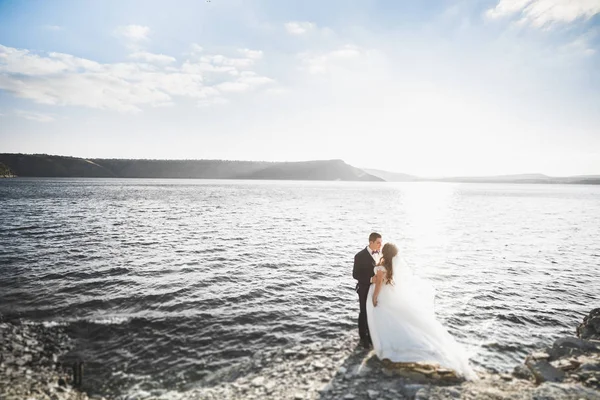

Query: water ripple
<box><xmin>1</xmin><ymin>178</ymin><xmax>599</xmax><ymax>397</ymax></box>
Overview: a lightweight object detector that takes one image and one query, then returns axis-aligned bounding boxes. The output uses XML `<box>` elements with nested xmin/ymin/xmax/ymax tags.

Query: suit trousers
<box><xmin>357</xmin><ymin>283</ymin><xmax>371</xmax><ymax>342</ymax></box>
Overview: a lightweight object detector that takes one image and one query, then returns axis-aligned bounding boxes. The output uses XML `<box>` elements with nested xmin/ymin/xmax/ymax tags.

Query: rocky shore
<box><xmin>2</xmin><ymin>309</ymin><xmax>599</xmax><ymax>400</ymax></box>
<box><xmin>0</xmin><ymin>320</ymin><xmax>103</xmax><ymax>400</ymax></box>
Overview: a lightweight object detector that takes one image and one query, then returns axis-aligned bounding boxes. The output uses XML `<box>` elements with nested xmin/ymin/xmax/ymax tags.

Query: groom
<box><xmin>353</xmin><ymin>232</ymin><xmax>382</xmax><ymax>349</ymax></box>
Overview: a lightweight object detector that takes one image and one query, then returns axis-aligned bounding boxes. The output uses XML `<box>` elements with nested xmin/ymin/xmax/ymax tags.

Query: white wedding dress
<box><xmin>367</xmin><ymin>256</ymin><xmax>478</xmax><ymax>380</ymax></box>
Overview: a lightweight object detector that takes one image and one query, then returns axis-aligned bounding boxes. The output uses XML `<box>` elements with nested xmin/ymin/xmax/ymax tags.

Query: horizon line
<box><xmin>1</xmin><ymin>152</ymin><xmax>599</xmax><ymax>179</ymax></box>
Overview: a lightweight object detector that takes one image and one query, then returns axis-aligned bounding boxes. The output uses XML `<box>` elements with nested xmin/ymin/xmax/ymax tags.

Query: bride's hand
<box><xmin>373</xmin><ymin>297</ymin><xmax>378</xmax><ymax>307</ymax></box>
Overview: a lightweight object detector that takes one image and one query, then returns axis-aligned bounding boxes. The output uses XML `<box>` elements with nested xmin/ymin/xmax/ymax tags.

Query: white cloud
<box><xmin>0</xmin><ymin>44</ymin><xmax>274</xmax><ymax>112</ymax></box>
<box><xmin>114</xmin><ymin>25</ymin><xmax>150</xmax><ymax>45</ymax></box>
<box><xmin>561</xmin><ymin>32</ymin><xmax>598</xmax><ymax>56</ymax></box>
<box><xmin>198</xmin><ymin>96</ymin><xmax>228</xmax><ymax>107</ymax></box>
<box><xmin>190</xmin><ymin>43</ymin><xmax>204</xmax><ymax>53</ymax></box>
<box><xmin>299</xmin><ymin>45</ymin><xmax>363</xmax><ymax>74</ymax></box>
<box><xmin>238</xmin><ymin>48</ymin><xmax>263</xmax><ymax>60</ymax></box>
<box><xmin>200</xmin><ymin>54</ymin><xmax>256</xmax><ymax>68</ymax></box>
<box><xmin>216</xmin><ymin>71</ymin><xmax>274</xmax><ymax>93</ymax></box>
<box><xmin>486</xmin><ymin>0</ymin><xmax>600</xmax><ymax>27</ymax></box>
<box><xmin>129</xmin><ymin>51</ymin><xmax>176</xmax><ymax>64</ymax></box>
<box><xmin>285</xmin><ymin>21</ymin><xmax>316</xmax><ymax>35</ymax></box>
<box><xmin>14</xmin><ymin>110</ymin><xmax>56</xmax><ymax>122</ymax></box>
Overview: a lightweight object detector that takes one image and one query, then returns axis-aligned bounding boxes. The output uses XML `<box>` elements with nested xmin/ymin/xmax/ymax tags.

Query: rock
<box><xmin>312</xmin><ymin>360</ymin><xmax>325</xmax><ymax>370</ymax></box>
<box><xmin>343</xmin><ymin>394</ymin><xmax>355</xmax><ymax>399</ymax></box>
<box><xmin>415</xmin><ymin>387</ymin><xmax>431</xmax><ymax>400</ymax></box>
<box><xmin>321</xmin><ymin>382</ymin><xmax>334</xmax><ymax>392</ymax></box>
<box><xmin>580</xmin><ymin>362</ymin><xmax>600</xmax><ymax>372</ymax></box>
<box><xmin>532</xmin><ymin>382</ymin><xmax>600</xmax><ymax>400</ymax></box>
<box><xmin>293</xmin><ymin>392</ymin><xmax>304</xmax><ymax>399</ymax></box>
<box><xmin>530</xmin><ymin>351</ymin><xmax>551</xmax><ymax>361</ymax></box>
<box><xmin>549</xmin><ymin>337</ymin><xmax>600</xmax><ymax>360</ymax></box>
<box><xmin>367</xmin><ymin>389</ymin><xmax>380</xmax><ymax>399</ymax></box>
<box><xmin>513</xmin><ymin>364</ymin><xmax>535</xmax><ymax>381</ymax></box>
<box><xmin>526</xmin><ymin>360</ymin><xmax>566</xmax><ymax>384</ymax></box>
<box><xmin>500</xmin><ymin>373</ymin><xmax>513</xmax><ymax>381</ymax></box>
<box><xmin>577</xmin><ymin>309</ymin><xmax>600</xmax><ymax>341</ymax></box>
<box><xmin>401</xmin><ymin>384</ymin><xmax>427</xmax><ymax>398</ymax></box>
<box><xmin>551</xmin><ymin>358</ymin><xmax>582</xmax><ymax>371</ymax></box>
<box><xmin>250</xmin><ymin>376</ymin><xmax>265</xmax><ymax>387</ymax></box>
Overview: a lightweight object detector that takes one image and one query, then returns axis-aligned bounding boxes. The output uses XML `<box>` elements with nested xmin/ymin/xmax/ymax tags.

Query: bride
<box><xmin>367</xmin><ymin>243</ymin><xmax>478</xmax><ymax>380</ymax></box>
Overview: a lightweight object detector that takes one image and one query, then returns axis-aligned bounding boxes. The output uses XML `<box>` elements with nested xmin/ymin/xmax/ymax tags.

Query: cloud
<box><xmin>0</xmin><ymin>44</ymin><xmax>273</xmax><ymax>112</ymax></box>
<box><xmin>190</xmin><ymin>43</ymin><xmax>204</xmax><ymax>53</ymax></box>
<box><xmin>216</xmin><ymin>71</ymin><xmax>274</xmax><ymax>92</ymax></box>
<box><xmin>198</xmin><ymin>96</ymin><xmax>228</xmax><ymax>107</ymax></box>
<box><xmin>114</xmin><ymin>25</ymin><xmax>150</xmax><ymax>47</ymax></box>
<box><xmin>486</xmin><ymin>0</ymin><xmax>600</xmax><ymax>28</ymax></box>
<box><xmin>561</xmin><ymin>31</ymin><xmax>598</xmax><ymax>56</ymax></box>
<box><xmin>129</xmin><ymin>51</ymin><xmax>176</xmax><ymax>64</ymax></box>
<box><xmin>299</xmin><ymin>45</ymin><xmax>363</xmax><ymax>74</ymax></box>
<box><xmin>14</xmin><ymin>110</ymin><xmax>56</xmax><ymax>122</ymax></box>
<box><xmin>238</xmin><ymin>48</ymin><xmax>263</xmax><ymax>60</ymax></box>
<box><xmin>284</xmin><ymin>21</ymin><xmax>316</xmax><ymax>35</ymax></box>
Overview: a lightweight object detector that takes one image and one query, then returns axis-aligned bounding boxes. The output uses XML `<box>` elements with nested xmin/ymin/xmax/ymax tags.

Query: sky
<box><xmin>0</xmin><ymin>0</ymin><xmax>599</xmax><ymax>177</ymax></box>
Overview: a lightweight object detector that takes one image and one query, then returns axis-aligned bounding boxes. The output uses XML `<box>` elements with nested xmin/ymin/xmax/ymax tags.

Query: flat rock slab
<box><xmin>527</xmin><ymin>360</ymin><xmax>566</xmax><ymax>384</ymax></box>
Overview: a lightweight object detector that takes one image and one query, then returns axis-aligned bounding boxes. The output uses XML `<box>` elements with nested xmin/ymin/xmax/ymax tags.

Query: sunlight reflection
<box><xmin>401</xmin><ymin>183</ymin><xmax>456</xmax><ymax>252</ymax></box>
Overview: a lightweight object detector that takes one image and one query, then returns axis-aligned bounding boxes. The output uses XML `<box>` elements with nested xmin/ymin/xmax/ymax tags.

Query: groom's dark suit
<box><xmin>353</xmin><ymin>247</ymin><xmax>376</xmax><ymax>344</ymax></box>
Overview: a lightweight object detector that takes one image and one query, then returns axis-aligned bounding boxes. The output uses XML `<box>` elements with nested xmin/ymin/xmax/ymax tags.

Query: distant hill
<box><xmin>0</xmin><ymin>154</ymin><xmax>115</xmax><ymax>177</ymax></box>
<box><xmin>1</xmin><ymin>154</ymin><xmax>598</xmax><ymax>184</ymax></box>
<box><xmin>89</xmin><ymin>158</ymin><xmax>271</xmax><ymax>179</ymax></box>
<box><xmin>0</xmin><ymin>154</ymin><xmax>382</xmax><ymax>182</ymax></box>
<box><xmin>362</xmin><ymin>168</ymin><xmax>417</xmax><ymax>182</ymax></box>
<box><xmin>241</xmin><ymin>160</ymin><xmax>383</xmax><ymax>181</ymax></box>
<box><xmin>437</xmin><ymin>173</ymin><xmax>553</xmax><ymax>184</ymax></box>
<box><xmin>368</xmin><ymin>169</ymin><xmax>600</xmax><ymax>184</ymax></box>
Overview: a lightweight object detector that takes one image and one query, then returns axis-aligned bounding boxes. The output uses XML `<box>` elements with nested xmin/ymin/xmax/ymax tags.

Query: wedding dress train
<box><xmin>366</xmin><ymin>256</ymin><xmax>478</xmax><ymax>380</ymax></box>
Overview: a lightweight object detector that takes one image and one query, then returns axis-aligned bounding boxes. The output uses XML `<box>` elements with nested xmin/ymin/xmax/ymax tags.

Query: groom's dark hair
<box><xmin>369</xmin><ymin>232</ymin><xmax>381</xmax><ymax>242</ymax></box>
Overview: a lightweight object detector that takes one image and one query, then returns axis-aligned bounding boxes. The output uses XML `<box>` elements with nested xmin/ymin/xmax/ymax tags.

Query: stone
<box><xmin>367</xmin><ymin>389</ymin><xmax>380</xmax><ymax>399</ymax></box>
<box><xmin>526</xmin><ymin>360</ymin><xmax>566</xmax><ymax>384</ymax></box>
<box><xmin>579</xmin><ymin>362</ymin><xmax>600</xmax><ymax>372</ymax></box>
<box><xmin>501</xmin><ymin>373</ymin><xmax>513</xmax><ymax>381</ymax></box>
<box><xmin>513</xmin><ymin>364</ymin><xmax>535</xmax><ymax>381</ymax></box>
<box><xmin>250</xmin><ymin>376</ymin><xmax>265</xmax><ymax>387</ymax></box>
<box><xmin>532</xmin><ymin>381</ymin><xmax>600</xmax><ymax>400</ymax></box>
<box><xmin>549</xmin><ymin>337</ymin><xmax>600</xmax><ymax>360</ymax></box>
<box><xmin>343</xmin><ymin>394</ymin><xmax>355</xmax><ymax>399</ymax></box>
<box><xmin>530</xmin><ymin>351</ymin><xmax>551</xmax><ymax>361</ymax></box>
<box><xmin>401</xmin><ymin>384</ymin><xmax>427</xmax><ymax>398</ymax></box>
<box><xmin>415</xmin><ymin>387</ymin><xmax>431</xmax><ymax>400</ymax></box>
<box><xmin>312</xmin><ymin>361</ymin><xmax>325</xmax><ymax>370</ymax></box>
<box><xmin>551</xmin><ymin>358</ymin><xmax>582</xmax><ymax>371</ymax></box>
<box><xmin>577</xmin><ymin>309</ymin><xmax>600</xmax><ymax>341</ymax></box>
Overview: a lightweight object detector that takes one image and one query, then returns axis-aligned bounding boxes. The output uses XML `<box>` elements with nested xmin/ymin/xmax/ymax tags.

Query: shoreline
<box><xmin>1</xmin><ymin>310</ymin><xmax>599</xmax><ymax>400</ymax></box>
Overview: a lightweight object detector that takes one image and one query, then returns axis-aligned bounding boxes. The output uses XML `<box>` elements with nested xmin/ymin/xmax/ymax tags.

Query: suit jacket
<box><xmin>353</xmin><ymin>247</ymin><xmax>376</xmax><ymax>291</ymax></box>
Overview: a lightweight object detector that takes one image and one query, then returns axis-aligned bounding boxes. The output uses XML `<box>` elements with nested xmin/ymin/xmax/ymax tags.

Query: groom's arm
<box><xmin>353</xmin><ymin>253</ymin><xmax>372</xmax><ymax>284</ymax></box>
<box><xmin>352</xmin><ymin>253</ymin><xmax>360</xmax><ymax>281</ymax></box>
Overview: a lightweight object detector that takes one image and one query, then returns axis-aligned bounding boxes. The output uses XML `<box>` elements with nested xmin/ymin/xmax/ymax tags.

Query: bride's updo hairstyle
<box><xmin>380</xmin><ymin>243</ymin><xmax>398</xmax><ymax>285</ymax></box>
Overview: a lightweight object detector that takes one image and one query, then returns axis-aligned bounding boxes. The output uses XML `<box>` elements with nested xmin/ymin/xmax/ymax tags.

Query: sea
<box><xmin>1</xmin><ymin>178</ymin><xmax>598</xmax><ymax>397</ymax></box>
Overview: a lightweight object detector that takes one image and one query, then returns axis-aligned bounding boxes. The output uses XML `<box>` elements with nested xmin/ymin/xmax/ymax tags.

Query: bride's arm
<box><xmin>372</xmin><ymin>269</ymin><xmax>384</xmax><ymax>307</ymax></box>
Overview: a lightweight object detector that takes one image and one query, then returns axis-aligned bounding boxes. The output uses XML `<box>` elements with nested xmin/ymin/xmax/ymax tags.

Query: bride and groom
<box><xmin>353</xmin><ymin>232</ymin><xmax>478</xmax><ymax>380</ymax></box>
